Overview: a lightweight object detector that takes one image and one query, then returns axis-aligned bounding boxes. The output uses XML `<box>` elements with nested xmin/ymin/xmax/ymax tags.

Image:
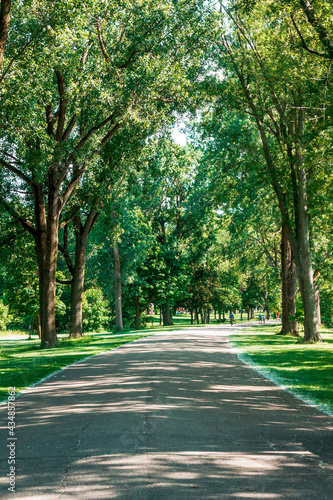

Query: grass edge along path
<box><xmin>0</xmin><ymin>331</ymin><xmax>154</xmax><ymax>405</ymax></box>
<box><xmin>0</xmin><ymin>313</ymin><xmax>261</xmax><ymax>405</ymax></box>
<box><xmin>229</xmin><ymin>323</ymin><xmax>333</xmax><ymax>418</ymax></box>
<box><xmin>0</xmin><ymin>313</ymin><xmax>221</xmax><ymax>404</ymax></box>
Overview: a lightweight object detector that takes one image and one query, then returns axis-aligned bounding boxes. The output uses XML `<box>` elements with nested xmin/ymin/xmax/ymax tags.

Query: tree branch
<box><xmin>299</xmin><ymin>0</ymin><xmax>333</xmax><ymax>58</ymax></box>
<box><xmin>62</xmin><ymin>115</ymin><xmax>77</xmax><ymax>142</ymax></box>
<box><xmin>0</xmin><ymin>158</ymin><xmax>34</xmax><ymax>187</ymax></box>
<box><xmin>58</xmin><ymin>223</ymin><xmax>75</xmax><ymax>276</ymax></box>
<box><xmin>45</xmin><ymin>104</ymin><xmax>54</xmax><ymax>136</ymax></box>
<box><xmin>55</xmin><ymin>71</ymin><xmax>66</xmax><ymax>143</ymax></box>
<box><xmin>290</xmin><ymin>14</ymin><xmax>327</xmax><ymax>58</ymax></box>
<box><xmin>0</xmin><ymin>197</ymin><xmax>36</xmax><ymax>237</ymax></box>
<box><xmin>96</xmin><ymin>17</ymin><xmax>110</xmax><ymax>63</ymax></box>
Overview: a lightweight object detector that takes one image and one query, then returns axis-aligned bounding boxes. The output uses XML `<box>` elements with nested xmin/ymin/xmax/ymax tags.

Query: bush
<box><xmin>82</xmin><ymin>288</ymin><xmax>110</xmax><ymax>332</ymax></box>
<box><xmin>0</xmin><ymin>300</ymin><xmax>13</xmax><ymax>331</ymax></box>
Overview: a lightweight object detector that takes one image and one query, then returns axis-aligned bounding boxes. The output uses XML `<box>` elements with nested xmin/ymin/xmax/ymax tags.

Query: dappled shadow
<box><xmin>0</xmin><ymin>327</ymin><xmax>332</xmax><ymax>499</ymax></box>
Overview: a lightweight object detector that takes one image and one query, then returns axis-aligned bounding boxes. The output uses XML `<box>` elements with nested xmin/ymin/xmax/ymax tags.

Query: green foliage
<box><xmin>0</xmin><ymin>300</ymin><xmax>12</xmax><ymax>331</ymax></box>
<box><xmin>82</xmin><ymin>287</ymin><xmax>110</xmax><ymax>332</ymax></box>
<box><xmin>320</xmin><ymin>282</ymin><xmax>333</xmax><ymax>328</ymax></box>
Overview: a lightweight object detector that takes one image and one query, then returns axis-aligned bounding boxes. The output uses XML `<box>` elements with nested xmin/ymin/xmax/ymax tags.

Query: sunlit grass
<box><xmin>230</xmin><ymin>323</ymin><xmax>333</xmax><ymax>415</ymax></box>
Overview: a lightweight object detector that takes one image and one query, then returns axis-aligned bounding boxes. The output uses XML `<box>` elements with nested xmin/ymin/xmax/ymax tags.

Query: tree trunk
<box><xmin>196</xmin><ymin>307</ymin><xmax>199</xmax><ymax>324</ymax></box>
<box><xmin>231</xmin><ymin>62</ymin><xmax>320</xmax><ymax>341</ymax></box>
<box><xmin>280</xmin><ymin>223</ymin><xmax>299</xmax><ymax>336</ymax></box>
<box><xmin>218</xmin><ymin>310</ymin><xmax>221</xmax><ymax>321</ymax></box>
<box><xmin>240</xmin><ymin>309</ymin><xmax>243</xmax><ymax>321</ymax></box>
<box><xmin>190</xmin><ymin>310</ymin><xmax>193</xmax><ymax>324</ymax></box>
<box><xmin>69</xmin><ymin>230</ymin><xmax>87</xmax><ymax>338</ymax></box>
<box><xmin>59</xmin><ymin>212</ymin><xmax>97</xmax><ymax>339</ymax></box>
<box><xmin>34</xmin><ymin>184</ymin><xmax>58</xmax><ymax>348</ymax></box>
<box><xmin>160</xmin><ymin>308</ymin><xmax>163</xmax><ymax>325</ymax></box>
<box><xmin>113</xmin><ymin>241</ymin><xmax>123</xmax><ymax>331</ymax></box>
<box><xmin>222</xmin><ymin>310</ymin><xmax>225</xmax><ymax>321</ymax></box>
<box><xmin>162</xmin><ymin>300</ymin><xmax>173</xmax><ymax>326</ymax></box>
<box><xmin>36</xmin><ymin>315</ymin><xmax>41</xmax><ymax>339</ymax></box>
<box><xmin>134</xmin><ymin>296</ymin><xmax>141</xmax><ymax>329</ymax></box>
<box><xmin>200</xmin><ymin>309</ymin><xmax>204</xmax><ymax>324</ymax></box>
<box><xmin>314</xmin><ymin>282</ymin><xmax>321</xmax><ymax>327</ymax></box>
<box><xmin>251</xmin><ymin>308</ymin><xmax>254</xmax><ymax>319</ymax></box>
<box><xmin>293</xmin><ymin>119</ymin><xmax>320</xmax><ymax>342</ymax></box>
<box><xmin>0</xmin><ymin>0</ymin><xmax>12</xmax><ymax>71</ymax></box>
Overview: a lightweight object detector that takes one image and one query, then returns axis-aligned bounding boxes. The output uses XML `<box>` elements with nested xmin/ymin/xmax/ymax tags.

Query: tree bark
<box><xmin>190</xmin><ymin>310</ymin><xmax>194</xmax><ymax>324</ymax></box>
<box><xmin>34</xmin><ymin>183</ymin><xmax>58</xmax><ymax>348</ymax></box>
<box><xmin>36</xmin><ymin>315</ymin><xmax>41</xmax><ymax>339</ymax></box>
<box><xmin>280</xmin><ymin>223</ymin><xmax>299</xmax><ymax>336</ymax></box>
<box><xmin>134</xmin><ymin>296</ymin><xmax>141</xmax><ymax>329</ymax></box>
<box><xmin>314</xmin><ymin>282</ymin><xmax>321</xmax><ymax>327</ymax></box>
<box><xmin>0</xmin><ymin>0</ymin><xmax>11</xmax><ymax>71</ymax></box>
<box><xmin>113</xmin><ymin>241</ymin><xmax>123</xmax><ymax>331</ymax></box>
<box><xmin>162</xmin><ymin>300</ymin><xmax>173</xmax><ymax>326</ymax></box>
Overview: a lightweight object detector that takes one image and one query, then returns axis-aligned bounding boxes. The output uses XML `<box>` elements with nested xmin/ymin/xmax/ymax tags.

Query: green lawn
<box><xmin>230</xmin><ymin>323</ymin><xmax>333</xmax><ymax>416</ymax></box>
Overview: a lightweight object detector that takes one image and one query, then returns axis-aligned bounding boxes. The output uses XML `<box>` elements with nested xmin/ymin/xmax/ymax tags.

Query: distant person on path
<box><xmin>259</xmin><ymin>314</ymin><xmax>262</xmax><ymax>324</ymax></box>
<box><xmin>229</xmin><ymin>312</ymin><xmax>234</xmax><ymax>325</ymax></box>
<box><xmin>263</xmin><ymin>314</ymin><xmax>266</xmax><ymax>324</ymax></box>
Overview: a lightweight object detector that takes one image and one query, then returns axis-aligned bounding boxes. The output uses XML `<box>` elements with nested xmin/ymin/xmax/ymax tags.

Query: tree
<box><xmin>0</xmin><ymin>0</ymin><xmax>214</xmax><ymax>346</ymax></box>
<box><xmin>215</xmin><ymin>1</ymin><xmax>332</xmax><ymax>341</ymax></box>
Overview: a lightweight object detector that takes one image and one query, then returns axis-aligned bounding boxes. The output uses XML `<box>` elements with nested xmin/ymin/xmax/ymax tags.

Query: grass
<box><xmin>230</xmin><ymin>323</ymin><xmax>333</xmax><ymax>416</ymax></box>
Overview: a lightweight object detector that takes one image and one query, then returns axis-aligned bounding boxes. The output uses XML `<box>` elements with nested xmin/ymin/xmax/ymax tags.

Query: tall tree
<box><xmin>214</xmin><ymin>1</ymin><xmax>333</xmax><ymax>341</ymax></box>
<box><xmin>0</xmin><ymin>0</ymin><xmax>214</xmax><ymax>346</ymax></box>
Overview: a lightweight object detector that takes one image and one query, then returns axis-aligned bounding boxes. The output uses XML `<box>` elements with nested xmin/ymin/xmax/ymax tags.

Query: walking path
<box><xmin>1</xmin><ymin>324</ymin><xmax>332</xmax><ymax>499</ymax></box>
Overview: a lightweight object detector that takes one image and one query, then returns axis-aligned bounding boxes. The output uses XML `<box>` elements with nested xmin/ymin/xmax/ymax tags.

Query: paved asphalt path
<box><xmin>1</xmin><ymin>324</ymin><xmax>332</xmax><ymax>499</ymax></box>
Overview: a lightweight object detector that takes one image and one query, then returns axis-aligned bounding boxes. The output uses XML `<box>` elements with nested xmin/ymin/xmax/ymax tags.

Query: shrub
<box><xmin>0</xmin><ymin>300</ymin><xmax>13</xmax><ymax>331</ymax></box>
<box><xmin>82</xmin><ymin>288</ymin><xmax>110</xmax><ymax>332</ymax></box>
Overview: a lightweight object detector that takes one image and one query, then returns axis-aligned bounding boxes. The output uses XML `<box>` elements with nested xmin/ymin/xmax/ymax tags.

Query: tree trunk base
<box><xmin>69</xmin><ymin>331</ymin><xmax>84</xmax><ymax>338</ymax></box>
<box><xmin>277</xmin><ymin>328</ymin><xmax>300</xmax><ymax>337</ymax></box>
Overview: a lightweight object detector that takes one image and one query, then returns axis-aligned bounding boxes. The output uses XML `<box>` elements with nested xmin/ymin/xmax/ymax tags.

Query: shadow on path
<box><xmin>0</xmin><ymin>326</ymin><xmax>332</xmax><ymax>499</ymax></box>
